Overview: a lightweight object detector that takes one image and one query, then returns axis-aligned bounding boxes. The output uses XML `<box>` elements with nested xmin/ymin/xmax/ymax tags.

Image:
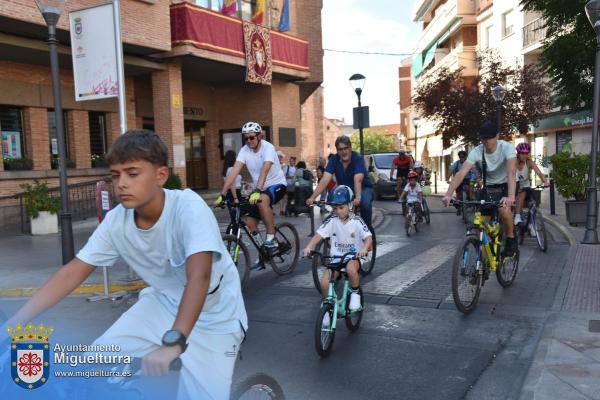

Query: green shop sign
<box><xmin>530</xmin><ymin>110</ymin><xmax>593</xmax><ymax>132</ymax></box>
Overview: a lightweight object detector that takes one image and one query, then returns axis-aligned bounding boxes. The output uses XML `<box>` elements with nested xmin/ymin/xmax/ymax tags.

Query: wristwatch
<box><xmin>162</xmin><ymin>329</ymin><xmax>188</xmax><ymax>353</ymax></box>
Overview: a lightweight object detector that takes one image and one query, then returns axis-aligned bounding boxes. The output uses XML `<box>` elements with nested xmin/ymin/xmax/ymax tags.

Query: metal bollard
<box><xmin>550</xmin><ymin>178</ymin><xmax>556</xmax><ymax>215</ymax></box>
<box><xmin>434</xmin><ymin>171</ymin><xmax>438</xmax><ymax>194</ymax></box>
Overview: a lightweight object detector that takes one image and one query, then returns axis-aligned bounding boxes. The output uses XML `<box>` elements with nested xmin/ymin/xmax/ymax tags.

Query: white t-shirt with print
<box><xmin>316</xmin><ymin>215</ymin><xmax>372</xmax><ymax>258</ymax></box>
<box><xmin>466</xmin><ymin>141</ymin><xmax>516</xmax><ymax>185</ymax></box>
<box><xmin>77</xmin><ymin>189</ymin><xmax>248</xmax><ymax>334</ymax></box>
<box><xmin>236</xmin><ymin>140</ymin><xmax>286</xmax><ymax>188</ymax></box>
<box><xmin>403</xmin><ymin>183</ymin><xmax>422</xmax><ymax>203</ymax></box>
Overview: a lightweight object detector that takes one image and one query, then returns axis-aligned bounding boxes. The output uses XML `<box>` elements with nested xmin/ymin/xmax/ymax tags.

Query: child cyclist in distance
<box><xmin>303</xmin><ymin>186</ymin><xmax>373</xmax><ymax>325</ymax></box>
<box><xmin>1</xmin><ymin>130</ymin><xmax>247</xmax><ymax>400</ymax></box>
<box><xmin>399</xmin><ymin>171</ymin><xmax>424</xmax><ymax>219</ymax></box>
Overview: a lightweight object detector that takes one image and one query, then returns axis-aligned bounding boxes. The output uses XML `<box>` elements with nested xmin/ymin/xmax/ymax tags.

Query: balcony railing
<box><xmin>523</xmin><ymin>18</ymin><xmax>547</xmax><ymax>48</ymax></box>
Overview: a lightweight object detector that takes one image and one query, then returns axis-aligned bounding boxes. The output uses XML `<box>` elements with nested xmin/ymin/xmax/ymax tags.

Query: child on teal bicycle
<box><xmin>303</xmin><ymin>186</ymin><xmax>372</xmax><ymax>323</ymax></box>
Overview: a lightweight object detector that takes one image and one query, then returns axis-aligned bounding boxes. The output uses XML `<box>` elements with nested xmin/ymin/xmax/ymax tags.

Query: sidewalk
<box><xmin>0</xmin><ymin>191</ymin><xmax>384</xmax><ymax>297</ymax></box>
<box><xmin>520</xmin><ymin>190</ymin><xmax>600</xmax><ymax>400</ymax></box>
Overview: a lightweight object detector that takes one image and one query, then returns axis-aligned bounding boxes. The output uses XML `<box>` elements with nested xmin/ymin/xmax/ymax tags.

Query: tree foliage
<box><xmin>350</xmin><ymin>129</ymin><xmax>396</xmax><ymax>154</ymax></box>
<box><xmin>412</xmin><ymin>51</ymin><xmax>551</xmax><ymax>147</ymax></box>
<box><xmin>520</xmin><ymin>0</ymin><xmax>595</xmax><ymax>110</ymax></box>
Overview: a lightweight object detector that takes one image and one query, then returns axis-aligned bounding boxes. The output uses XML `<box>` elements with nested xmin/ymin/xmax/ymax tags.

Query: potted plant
<box><xmin>20</xmin><ymin>180</ymin><xmax>60</xmax><ymax>235</ymax></box>
<box><xmin>164</xmin><ymin>172</ymin><xmax>182</xmax><ymax>190</ymax></box>
<box><xmin>550</xmin><ymin>151</ymin><xmax>599</xmax><ymax>226</ymax></box>
<box><xmin>3</xmin><ymin>157</ymin><xmax>33</xmax><ymax>171</ymax></box>
<box><xmin>91</xmin><ymin>154</ymin><xmax>108</xmax><ymax>168</ymax></box>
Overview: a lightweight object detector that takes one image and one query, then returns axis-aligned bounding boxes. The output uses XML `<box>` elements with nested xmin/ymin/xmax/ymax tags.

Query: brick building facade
<box><xmin>0</xmin><ymin>0</ymin><xmax>323</xmax><ymax>196</ymax></box>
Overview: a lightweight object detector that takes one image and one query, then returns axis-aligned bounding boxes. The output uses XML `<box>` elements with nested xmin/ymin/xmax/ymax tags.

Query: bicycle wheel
<box><xmin>315</xmin><ymin>303</ymin><xmax>336</xmax><ymax>357</ymax></box>
<box><xmin>533</xmin><ymin>210</ymin><xmax>548</xmax><ymax>252</ymax></box>
<box><xmin>223</xmin><ymin>234</ymin><xmax>250</xmax><ymax>290</ymax></box>
<box><xmin>451</xmin><ymin>235</ymin><xmax>482</xmax><ymax>314</ymax></box>
<box><xmin>269</xmin><ymin>222</ymin><xmax>299</xmax><ymax>275</ymax></box>
<box><xmin>311</xmin><ymin>239</ymin><xmax>331</xmax><ymax>294</ymax></box>
<box><xmin>405</xmin><ymin>214</ymin><xmax>411</xmax><ymax>236</ymax></box>
<box><xmin>423</xmin><ymin>200</ymin><xmax>431</xmax><ymax>224</ymax></box>
<box><xmin>360</xmin><ymin>229</ymin><xmax>376</xmax><ymax>276</ymax></box>
<box><xmin>344</xmin><ymin>287</ymin><xmax>363</xmax><ymax>332</ymax></box>
<box><xmin>230</xmin><ymin>373</ymin><xmax>285</xmax><ymax>400</ymax></box>
<box><xmin>496</xmin><ymin>250</ymin><xmax>519</xmax><ymax>288</ymax></box>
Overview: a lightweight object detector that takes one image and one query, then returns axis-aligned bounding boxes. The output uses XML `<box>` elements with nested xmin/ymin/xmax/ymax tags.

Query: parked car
<box><xmin>365</xmin><ymin>152</ymin><xmax>399</xmax><ymax>200</ymax></box>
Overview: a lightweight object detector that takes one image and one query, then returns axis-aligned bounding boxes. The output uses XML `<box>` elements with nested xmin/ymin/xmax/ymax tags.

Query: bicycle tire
<box><xmin>451</xmin><ymin>235</ymin><xmax>482</xmax><ymax>314</ymax></box>
<box><xmin>424</xmin><ymin>199</ymin><xmax>431</xmax><ymax>224</ymax></box>
<box><xmin>230</xmin><ymin>373</ymin><xmax>285</xmax><ymax>400</ymax></box>
<box><xmin>360</xmin><ymin>229</ymin><xmax>376</xmax><ymax>276</ymax></box>
<box><xmin>344</xmin><ymin>287</ymin><xmax>363</xmax><ymax>332</ymax></box>
<box><xmin>496</xmin><ymin>250</ymin><xmax>520</xmax><ymax>288</ymax></box>
<box><xmin>269</xmin><ymin>222</ymin><xmax>299</xmax><ymax>275</ymax></box>
<box><xmin>533</xmin><ymin>210</ymin><xmax>548</xmax><ymax>252</ymax></box>
<box><xmin>311</xmin><ymin>239</ymin><xmax>331</xmax><ymax>294</ymax></box>
<box><xmin>405</xmin><ymin>214</ymin><xmax>411</xmax><ymax>236</ymax></box>
<box><xmin>223</xmin><ymin>234</ymin><xmax>251</xmax><ymax>290</ymax></box>
<box><xmin>315</xmin><ymin>303</ymin><xmax>335</xmax><ymax>357</ymax></box>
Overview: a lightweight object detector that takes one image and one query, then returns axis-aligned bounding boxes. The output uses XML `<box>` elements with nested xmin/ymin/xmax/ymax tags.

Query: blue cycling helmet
<box><xmin>328</xmin><ymin>185</ymin><xmax>354</xmax><ymax>206</ymax></box>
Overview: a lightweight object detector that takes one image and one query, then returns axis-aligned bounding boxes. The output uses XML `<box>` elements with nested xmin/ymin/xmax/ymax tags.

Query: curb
<box><xmin>0</xmin><ymin>281</ymin><xmax>147</xmax><ymax>298</ymax></box>
<box><xmin>542</xmin><ymin>216</ymin><xmax>577</xmax><ymax>247</ymax></box>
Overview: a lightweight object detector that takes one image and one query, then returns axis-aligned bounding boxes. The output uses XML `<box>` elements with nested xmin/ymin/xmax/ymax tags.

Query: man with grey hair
<box><xmin>307</xmin><ymin>135</ymin><xmax>374</xmax><ymax>228</ymax></box>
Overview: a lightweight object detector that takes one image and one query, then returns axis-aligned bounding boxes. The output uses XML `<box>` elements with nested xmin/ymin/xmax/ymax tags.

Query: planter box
<box><xmin>565</xmin><ymin>200</ymin><xmax>599</xmax><ymax>226</ymax></box>
<box><xmin>31</xmin><ymin>211</ymin><xmax>58</xmax><ymax>235</ymax></box>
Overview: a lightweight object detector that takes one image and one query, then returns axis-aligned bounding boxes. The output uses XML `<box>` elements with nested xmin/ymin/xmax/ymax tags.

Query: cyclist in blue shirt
<box><xmin>450</xmin><ymin>150</ymin><xmax>478</xmax><ymax>202</ymax></box>
<box><xmin>307</xmin><ymin>136</ymin><xmax>374</xmax><ymax>228</ymax></box>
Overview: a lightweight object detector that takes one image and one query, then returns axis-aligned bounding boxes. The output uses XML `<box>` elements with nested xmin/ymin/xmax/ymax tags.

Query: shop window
<box><xmin>219</xmin><ymin>126</ymin><xmax>271</xmax><ymax>158</ymax></box>
<box><xmin>279</xmin><ymin>128</ymin><xmax>296</xmax><ymax>147</ymax></box>
<box><xmin>556</xmin><ymin>131</ymin><xmax>572</xmax><ymax>153</ymax></box>
<box><xmin>0</xmin><ymin>106</ymin><xmax>31</xmax><ymax>170</ymax></box>
<box><xmin>48</xmin><ymin>110</ymin><xmax>72</xmax><ymax>169</ymax></box>
<box><xmin>89</xmin><ymin>112</ymin><xmax>108</xmax><ymax>161</ymax></box>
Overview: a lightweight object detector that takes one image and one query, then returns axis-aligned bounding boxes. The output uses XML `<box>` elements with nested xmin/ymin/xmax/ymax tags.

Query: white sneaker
<box><xmin>322</xmin><ymin>312</ymin><xmax>330</xmax><ymax>329</ymax></box>
<box><xmin>349</xmin><ymin>292</ymin><xmax>361</xmax><ymax>311</ymax></box>
<box><xmin>529</xmin><ymin>224</ymin><xmax>537</xmax><ymax>237</ymax></box>
<box><xmin>514</xmin><ymin>214</ymin><xmax>523</xmax><ymax>225</ymax></box>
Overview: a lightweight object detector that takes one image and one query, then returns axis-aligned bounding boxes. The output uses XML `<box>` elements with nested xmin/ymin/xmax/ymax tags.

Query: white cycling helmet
<box><xmin>414</xmin><ymin>162</ymin><xmax>424</xmax><ymax>169</ymax></box>
<box><xmin>242</xmin><ymin>121</ymin><xmax>262</xmax><ymax>134</ymax></box>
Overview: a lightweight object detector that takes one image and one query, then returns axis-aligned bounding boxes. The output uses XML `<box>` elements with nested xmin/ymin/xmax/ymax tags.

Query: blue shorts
<box><xmin>247</xmin><ymin>184</ymin><xmax>287</xmax><ymax>220</ymax></box>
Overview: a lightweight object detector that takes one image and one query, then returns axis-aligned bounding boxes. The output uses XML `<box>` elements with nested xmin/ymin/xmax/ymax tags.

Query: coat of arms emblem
<box><xmin>8</xmin><ymin>323</ymin><xmax>53</xmax><ymax>390</ymax></box>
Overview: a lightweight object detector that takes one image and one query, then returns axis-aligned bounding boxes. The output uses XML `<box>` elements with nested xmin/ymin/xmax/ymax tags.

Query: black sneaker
<box><xmin>502</xmin><ymin>237</ymin><xmax>518</xmax><ymax>258</ymax></box>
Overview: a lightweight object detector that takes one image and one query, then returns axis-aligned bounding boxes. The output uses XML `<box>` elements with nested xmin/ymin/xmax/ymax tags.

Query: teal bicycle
<box><xmin>308</xmin><ymin>250</ymin><xmax>364</xmax><ymax>357</ymax></box>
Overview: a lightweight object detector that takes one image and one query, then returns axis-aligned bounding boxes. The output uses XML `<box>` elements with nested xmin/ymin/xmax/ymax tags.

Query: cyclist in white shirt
<box><xmin>217</xmin><ymin>122</ymin><xmax>287</xmax><ymax>252</ymax></box>
<box><xmin>399</xmin><ymin>171</ymin><xmax>424</xmax><ymax>218</ymax></box>
<box><xmin>303</xmin><ymin>185</ymin><xmax>372</xmax><ymax>321</ymax></box>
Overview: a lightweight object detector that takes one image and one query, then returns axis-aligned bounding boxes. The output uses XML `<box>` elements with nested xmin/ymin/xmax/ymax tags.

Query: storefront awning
<box><xmin>412</xmin><ymin>19</ymin><xmax>461</xmax><ymax>78</ymax></box>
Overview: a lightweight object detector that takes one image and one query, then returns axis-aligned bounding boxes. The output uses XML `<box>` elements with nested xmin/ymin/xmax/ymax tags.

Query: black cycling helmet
<box><xmin>458</xmin><ymin>150</ymin><xmax>467</xmax><ymax>158</ymax></box>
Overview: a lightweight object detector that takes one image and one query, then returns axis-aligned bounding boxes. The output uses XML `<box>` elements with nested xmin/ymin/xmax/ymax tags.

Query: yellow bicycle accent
<box><xmin>472</xmin><ymin>211</ymin><xmax>503</xmax><ymax>272</ymax></box>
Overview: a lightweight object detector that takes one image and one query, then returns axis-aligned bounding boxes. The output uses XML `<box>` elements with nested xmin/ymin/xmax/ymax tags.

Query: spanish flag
<box><xmin>221</xmin><ymin>0</ymin><xmax>237</xmax><ymax>17</ymax></box>
<box><xmin>252</xmin><ymin>0</ymin><xmax>265</xmax><ymax>25</ymax></box>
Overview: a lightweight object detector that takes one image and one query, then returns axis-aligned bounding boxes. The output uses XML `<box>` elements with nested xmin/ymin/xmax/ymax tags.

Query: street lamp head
<box><xmin>349</xmin><ymin>73</ymin><xmax>366</xmax><ymax>96</ymax></box>
<box><xmin>586</xmin><ymin>0</ymin><xmax>600</xmax><ymax>39</ymax></box>
<box><xmin>35</xmin><ymin>0</ymin><xmax>66</xmax><ymax>25</ymax></box>
<box><xmin>412</xmin><ymin>117</ymin><xmax>421</xmax><ymax>128</ymax></box>
<box><xmin>492</xmin><ymin>85</ymin><xmax>507</xmax><ymax>102</ymax></box>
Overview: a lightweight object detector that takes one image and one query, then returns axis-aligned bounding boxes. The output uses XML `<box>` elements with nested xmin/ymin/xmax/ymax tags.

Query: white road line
<box><xmin>276</xmin><ymin>239</ymin><xmax>410</xmax><ymax>289</ymax></box>
<box><xmin>362</xmin><ymin>241</ymin><xmax>459</xmax><ymax>296</ymax></box>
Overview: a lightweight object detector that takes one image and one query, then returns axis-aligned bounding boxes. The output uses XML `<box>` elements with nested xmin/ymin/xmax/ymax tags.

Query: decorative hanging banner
<box><xmin>243</xmin><ymin>21</ymin><xmax>272</xmax><ymax>85</ymax></box>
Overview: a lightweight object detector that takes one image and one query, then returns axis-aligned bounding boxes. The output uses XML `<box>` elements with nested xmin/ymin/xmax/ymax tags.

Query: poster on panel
<box><xmin>69</xmin><ymin>3</ymin><xmax>118</xmax><ymax>101</ymax></box>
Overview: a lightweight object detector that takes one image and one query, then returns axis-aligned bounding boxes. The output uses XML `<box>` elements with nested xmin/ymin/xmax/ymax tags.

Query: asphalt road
<box><xmin>0</xmin><ymin>199</ymin><xmax>570</xmax><ymax>399</ymax></box>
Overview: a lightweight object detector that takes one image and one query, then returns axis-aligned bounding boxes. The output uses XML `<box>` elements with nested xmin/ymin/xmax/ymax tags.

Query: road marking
<box><xmin>362</xmin><ymin>241</ymin><xmax>459</xmax><ymax>296</ymax></box>
<box><xmin>276</xmin><ymin>239</ymin><xmax>410</xmax><ymax>289</ymax></box>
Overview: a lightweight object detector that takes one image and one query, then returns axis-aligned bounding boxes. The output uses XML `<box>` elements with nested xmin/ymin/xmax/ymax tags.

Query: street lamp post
<box><xmin>412</xmin><ymin>117</ymin><xmax>421</xmax><ymax>161</ymax></box>
<box><xmin>349</xmin><ymin>73</ymin><xmax>366</xmax><ymax>155</ymax></box>
<box><xmin>583</xmin><ymin>0</ymin><xmax>600</xmax><ymax>244</ymax></box>
<box><xmin>35</xmin><ymin>0</ymin><xmax>75</xmax><ymax>263</ymax></box>
<box><xmin>492</xmin><ymin>85</ymin><xmax>506</xmax><ymax>133</ymax></box>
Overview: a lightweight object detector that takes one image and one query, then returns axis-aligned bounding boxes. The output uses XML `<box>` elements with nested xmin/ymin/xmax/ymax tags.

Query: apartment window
<box><xmin>89</xmin><ymin>112</ymin><xmax>108</xmax><ymax>157</ymax></box>
<box><xmin>484</xmin><ymin>25</ymin><xmax>493</xmax><ymax>49</ymax></box>
<box><xmin>502</xmin><ymin>10</ymin><xmax>515</xmax><ymax>37</ymax></box>
<box><xmin>47</xmin><ymin>110</ymin><xmax>71</xmax><ymax>168</ymax></box>
<box><xmin>240</xmin><ymin>0</ymin><xmax>253</xmax><ymax>21</ymax></box>
<box><xmin>194</xmin><ymin>0</ymin><xmax>220</xmax><ymax>11</ymax></box>
<box><xmin>0</xmin><ymin>106</ymin><xmax>26</xmax><ymax>160</ymax></box>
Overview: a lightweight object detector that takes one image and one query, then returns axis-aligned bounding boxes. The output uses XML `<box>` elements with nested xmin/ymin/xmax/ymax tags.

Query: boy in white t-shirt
<box><xmin>1</xmin><ymin>130</ymin><xmax>247</xmax><ymax>399</ymax></box>
<box><xmin>303</xmin><ymin>185</ymin><xmax>372</xmax><ymax>314</ymax></box>
<box><xmin>399</xmin><ymin>171</ymin><xmax>424</xmax><ymax>218</ymax></box>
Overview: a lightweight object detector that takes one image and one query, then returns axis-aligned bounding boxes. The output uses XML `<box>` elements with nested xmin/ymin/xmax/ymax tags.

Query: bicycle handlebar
<box><xmin>450</xmin><ymin>199</ymin><xmax>502</xmax><ymax>208</ymax></box>
<box><xmin>214</xmin><ymin>197</ymin><xmax>261</xmax><ymax>209</ymax></box>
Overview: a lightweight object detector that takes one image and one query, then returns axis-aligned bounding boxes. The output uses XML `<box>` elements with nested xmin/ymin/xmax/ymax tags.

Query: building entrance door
<box><xmin>185</xmin><ymin>120</ymin><xmax>208</xmax><ymax>189</ymax></box>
